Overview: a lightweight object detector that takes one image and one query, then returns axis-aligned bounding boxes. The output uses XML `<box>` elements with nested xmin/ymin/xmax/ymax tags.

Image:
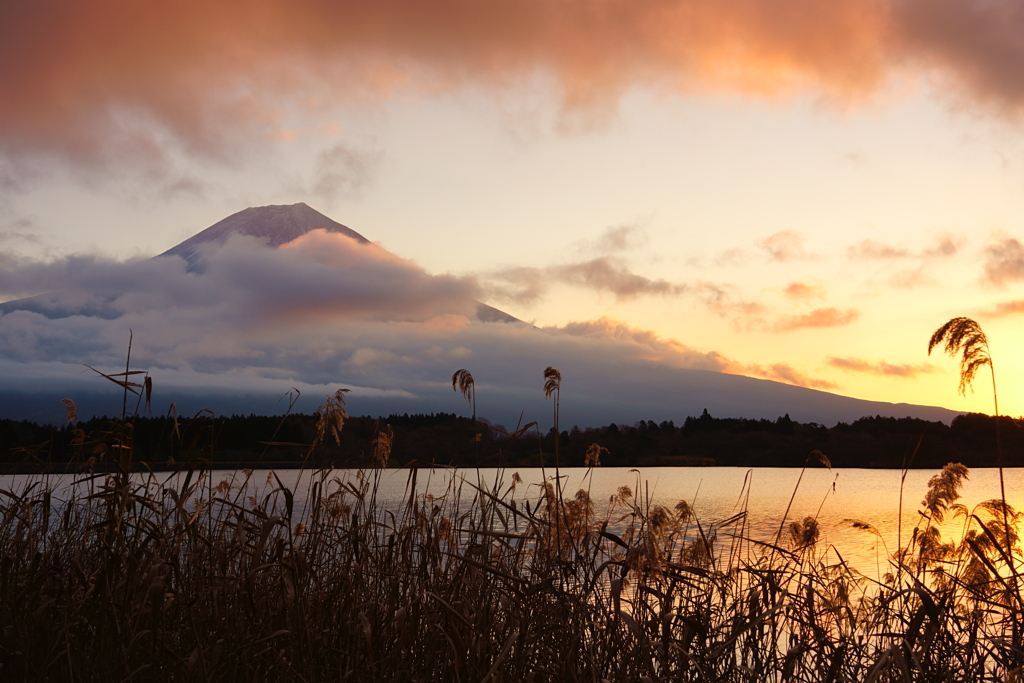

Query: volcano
<box><xmin>0</xmin><ymin>203</ymin><xmax>961</xmax><ymax>428</ymax></box>
<box><xmin>160</xmin><ymin>203</ymin><xmax>519</xmax><ymax>323</ymax></box>
<box><xmin>2</xmin><ymin>203</ymin><xmax>519</xmax><ymax>324</ymax></box>
<box><xmin>160</xmin><ymin>203</ymin><xmax>373</xmax><ymax>268</ymax></box>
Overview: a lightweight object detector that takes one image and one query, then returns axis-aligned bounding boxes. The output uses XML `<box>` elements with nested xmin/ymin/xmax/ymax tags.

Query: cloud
<box><xmin>848</xmin><ymin>234</ymin><xmax>960</xmax><ymax>290</ymax></box>
<box><xmin>5</xmin><ymin>0</ymin><xmax>1024</xmax><ymax>176</ymax></box>
<box><xmin>0</xmin><ymin>219</ymin><xmax>42</xmax><ymax>247</ymax></box>
<box><xmin>757</xmin><ymin>231</ymin><xmax>813</xmax><ymax>262</ymax></box>
<box><xmin>781</xmin><ymin>281</ymin><xmax>826</xmax><ymax>301</ymax></box>
<box><xmin>847</xmin><ymin>234</ymin><xmax>962</xmax><ymax>260</ymax></box>
<box><xmin>574</xmin><ymin>223</ymin><xmax>650</xmax><ymax>255</ymax></box>
<box><xmin>693</xmin><ymin>281</ymin><xmax>765</xmax><ymax>318</ymax></box>
<box><xmin>772</xmin><ymin>307</ymin><xmax>859</xmax><ymax>332</ymax></box>
<box><xmin>982</xmin><ymin>237</ymin><xmax>1024</xmax><ymax>286</ymax></box>
<box><xmin>487</xmin><ymin>257</ymin><xmax>686</xmax><ymax>304</ymax></box>
<box><xmin>714</xmin><ymin>248</ymin><xmax>748</xmax><ymax>267</ymax></box>
<box><xmin>0</xmin><ymin>230</ymin><xmax>482</xmax><ymax>326</ymax></box>
<box><xmin>741</xmin><ymin>362</ymin><xmax>838</xmax><ymax>390</ymax></box>
<box><xmin>847</xmin><ymin>239</ymin><xmax>911</xmax><ymax>260</ymax></box>
<box><xmin>556</xmin><ymin>258</ymin><xmax>685</xmax><ymax>299</ymax></box>
<box><xmin>552</xmin><ymin>317</ymin><xmax>733</xmax><ymax>372</ymax></box>
<box><xmin>981</xmin><ymin>299</ymin><xmax>1024</xmax><ymax>317</ymax></box>
<box><xmin>0</xmin><ymin>233</ymin><xmax>962</xmax><ymax>427</ymax></box>
<box><xmin>922</xmin><ymin>234</ymin><xmax>961</xmax><ymax>258</ymax></box>
<box><xmin>826</xmin><ymin>356</ymin><xmax>938</xmax><ymax>378</ymax></box>
<box><xmin>887</xmin><ymin>266</ymin><xmax>933</xmax><ymax>289</ymax></box>
<box><xmin>840</xmin><ymin>149</ymin><xmax>868</xmax><ymax>166</ymax></box>
<box><xmin>311</xmin><ymin>142</ymin><xmax>382</xmax><ymax>203</ymax></box>
<box><xmin>893</xmin><ymin>0</ymin><xmax>1024</xmax><ymax>116</ymax></box>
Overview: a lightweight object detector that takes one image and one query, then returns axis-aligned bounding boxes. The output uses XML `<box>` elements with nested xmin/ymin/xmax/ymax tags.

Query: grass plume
<box><xmin>451</xmin><ymin>368</ymin><xmax>476</xmax><ymax>423</ymax></box>
<box><xmin>928</xmin><ymin>316</ymin><xmax>994</xmax><ymax>399</ymax></box>
<box><xmin>1</xmin><ymin>411</ymin><xmax>1023</xmax><ymax>680</ymax></box>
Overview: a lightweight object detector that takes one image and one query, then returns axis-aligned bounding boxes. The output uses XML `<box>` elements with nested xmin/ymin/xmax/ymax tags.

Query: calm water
<box><xmin>5</xmin><ymin>465</ymin><xmax>1022</xmax><ymax>579</ymax></box>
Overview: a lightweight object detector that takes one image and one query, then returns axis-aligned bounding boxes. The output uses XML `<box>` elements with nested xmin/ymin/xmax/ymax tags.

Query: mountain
<box><xmin>0</xmin><ymin>203</ymin><xmax>963</xmax><ymax>429</ymax></box>
<box><xmin>159</xmin><ymin>203</ymin><xmax>519</xmax><ymax>323</ymax></box>
<box><xmin>160</xmin><ymin>202</ymin><xmax>373</xmax><ymax>268</ymax></box>
<box><xmin>1</xmin><ymin>203</ymin><xmax>519</xmax><ymax>324</ymax></box>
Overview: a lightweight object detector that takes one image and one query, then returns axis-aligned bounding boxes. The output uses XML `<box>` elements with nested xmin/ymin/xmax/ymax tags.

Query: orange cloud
<box><xmin>981</xmin><ymin>299</ymin><xmax>1024</xmax><ymax>317</ymax></box>
<box><xmin>2</xmin><ymin>0</ymin><xmax>1022</xmax><ymax>177</ymax></box>
<box><xmin>757</xmin><ymin>231</ymin><xmax>813</xmax><ymax>262</ymax></box>
<box><xmin>773</xmin><ymin>307</ymin><xmax>859</xmax><ymax>332</ymax></box>
<box><xmin>847</xmin><ymin>239</ymin><xmax>911</xmax><ymax>259</ymax></box>
<box><xmin>555</xmin><ymin>317</ymin><xmax>840</xmax><ymax>390</ymax></box>
<box><xmin>552</xmin><ymin>317</ymin><xmax>733</xmax><ymax>372</ymax></box>
<box><xmin>0</xmin><ymin>0</ymin><xmax>980</xmax><ymax>171</ymax></box>
<box><xmin>847</xmin><ymin>234</ymin><xmax>962</xmax><ymax>260</ymax></box>
<box><xmin>782</xmin><ymin>281</ymin><xmax>826</xmax><ymax>301</ymax></box>
<box><xmin>741</xmin><ymin>362</ymin><xmax>838</xmax><ymax>390</ymax></box>
<box><xmin>826</xmin><ymin>356</ymin><xmax>937</xmax><ymax>378</ymax></box>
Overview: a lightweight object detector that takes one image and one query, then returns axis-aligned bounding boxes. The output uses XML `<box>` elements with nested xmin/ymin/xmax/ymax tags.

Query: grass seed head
<box><xmin>61</xmin><ymin>398</ymin><xmax>77</xmax><ymax>423</ymax></box>
<box><xmin>543</xmin><ymin>366</ymin><xmax>561</xmax><ymax>400</ymax></box>
<box><xmin>928</xmin><ymin>317</ymin><xmax>992</xmax><ymax>395</ymax></box>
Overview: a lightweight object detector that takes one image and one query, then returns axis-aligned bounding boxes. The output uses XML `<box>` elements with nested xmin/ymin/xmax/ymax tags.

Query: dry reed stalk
<box><xmin>3</xmin><ymin>381</ymin><xmax>1024</xmax><ymax>679</ymax></box>
<box><xmin>451</xmin><ymin>369</ymin><xmax>475</xmax><ymax>424</ymax></box>
<box><xmin>929</xmin><ymin>316</ymin><xmax>1019</xmax><ymax>624</ymax></box>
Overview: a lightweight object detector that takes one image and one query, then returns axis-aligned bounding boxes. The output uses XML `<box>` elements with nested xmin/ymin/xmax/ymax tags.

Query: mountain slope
<box><xmin>0</xmin><ymin>203</ymin><xmax>962</xmax><ymax>427</ymax></box>
<box><xmin>160</xmin><ymin>202</ymin><xmax>372</xmax><ymax>268</ymax></box>
<box><xmin>2</xmin><ymin>203</ymin><xmax>520</xmax><ymax>324</ymax></box>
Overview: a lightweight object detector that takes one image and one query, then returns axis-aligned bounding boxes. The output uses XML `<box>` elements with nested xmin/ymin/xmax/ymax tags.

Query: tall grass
<box><xmin>1</xmin><ymin>405</ymin><xmax>1023</xmax><ymax>681</ymax></box>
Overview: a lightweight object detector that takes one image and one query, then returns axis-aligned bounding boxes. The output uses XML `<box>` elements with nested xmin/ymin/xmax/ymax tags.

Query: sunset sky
<box><xmin>4</xmin><ymin>0</ymin><xmax>1024</xmax><ymax>421</ymax></box>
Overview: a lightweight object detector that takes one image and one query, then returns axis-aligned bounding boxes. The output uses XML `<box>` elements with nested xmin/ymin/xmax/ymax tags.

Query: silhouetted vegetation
<box><xmin>2</xmin><ymin>409</ymin><xmax>1023</xmax><ymax>680</ymax></box>
<box><xmin>4</xmin><ymin>408</ymin><xmax>1023</xmax><ymax>471</ymax></box>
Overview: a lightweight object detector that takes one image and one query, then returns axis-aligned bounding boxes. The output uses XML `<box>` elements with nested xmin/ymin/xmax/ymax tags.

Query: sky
<box><xmin>3</xmin><ymin>0</ymin><xmax>1024</xmax><ymax>423</ymax></box>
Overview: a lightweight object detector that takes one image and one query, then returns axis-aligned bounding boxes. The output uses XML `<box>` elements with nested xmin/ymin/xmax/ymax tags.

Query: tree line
<box><xmin>2</xmin><ymin>408</ymin><xmax>1022</xmax><ymax>471</ymax></box>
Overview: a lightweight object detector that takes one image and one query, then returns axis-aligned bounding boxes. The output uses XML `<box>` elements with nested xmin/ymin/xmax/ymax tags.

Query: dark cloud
<box><xmin>982</xmin><ymin>237</ymin><xmax>1024</xmax><ymax>286</ymax></box>
<box><xmin>4</xmin><ymin>0</ymin><xmax>1024</xmax><ymax>178</ymax></box>
<box><xmin>0</xmin><ymin>1</ymin><xmax>889</xmax><ymax>168</ymax></box>
<box><xmin>826</xmin><ymin>356</ymin><xmax>938</xmax><ymax>378</ymax></box>
<box><xmin>893</xmin><ymin>0</ymin><xmax>1024</xmax><ymax>116</ymax></box>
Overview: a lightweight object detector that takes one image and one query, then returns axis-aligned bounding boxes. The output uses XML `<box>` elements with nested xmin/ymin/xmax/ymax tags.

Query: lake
<box><xmin>4</xmin><ymin>464</ymin><xmax>1021</xmax><ymax>579</ymax></box>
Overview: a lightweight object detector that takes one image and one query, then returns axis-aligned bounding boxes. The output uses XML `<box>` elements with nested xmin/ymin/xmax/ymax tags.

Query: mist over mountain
<box><xmin>0</xmin><ymin>203</ymin><xmax>960</xmax><ymax>428</ymax></box>
<box><xmin>160</xmin><ymin>203</ymin><xmax>373</xmax><ymax>269</ymax></box>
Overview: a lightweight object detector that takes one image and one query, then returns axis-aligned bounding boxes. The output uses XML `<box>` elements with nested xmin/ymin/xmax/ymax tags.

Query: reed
<box><xmin>452</xmin><ymin>369</ymin><xmax>476</xmax><ymax>424</ymax></box>
<box><xmin>1</xmin><ymin>405</ymin><xmax>1022</xmax><ymax>681</ymax></box>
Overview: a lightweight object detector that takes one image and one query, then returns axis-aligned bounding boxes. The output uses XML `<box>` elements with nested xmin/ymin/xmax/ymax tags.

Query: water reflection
<box><xmin>5</xmin><ymin>465</ymin><xmax>1021</xmax><ymax>580</ymax></box>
